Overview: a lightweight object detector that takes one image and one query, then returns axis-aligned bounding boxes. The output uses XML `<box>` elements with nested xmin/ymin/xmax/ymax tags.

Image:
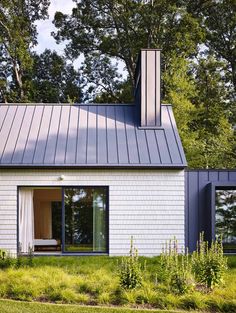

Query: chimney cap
<box><xmin>140</xmin><ymin>48</ymin><xmax>162</xmax><ymax>51</ymax></box>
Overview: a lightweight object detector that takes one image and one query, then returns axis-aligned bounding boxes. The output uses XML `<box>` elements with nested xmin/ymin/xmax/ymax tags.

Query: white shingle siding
<box><xmin>0</xmin><ymin>169</ymin><xmax>185</xmax><ymax>256</ymax></box>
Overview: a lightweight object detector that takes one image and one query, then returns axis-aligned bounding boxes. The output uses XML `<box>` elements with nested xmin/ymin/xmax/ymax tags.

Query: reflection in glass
<box><xmin>64</xmin><ymin>187</ymin><xmax>107</xmax><ymax>252</ymax></box>
<box><xmin>51</xmin><ymin>201</ymin><xmax>62</xmax><ymax>244</ymax></box>
<box><xmin>215</xmin><ymin>189</ymin><xmax>236</xmax><ymax>253</ymax></box>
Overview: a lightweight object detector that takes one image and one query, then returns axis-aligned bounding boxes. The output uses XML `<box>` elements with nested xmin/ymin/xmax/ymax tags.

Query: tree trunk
<box><xmin>231</xmin><ymin>61</ymin><xmax>236</xmax><ymax>93</ymax></box>
<box><xmin>0</xmin><ymin>89</ymin><xmax>8</xmax><ymax>103</ymax></box>
<box><xmin>13</xmin><ymin>59</ymin><xmax>24</xmax><ymax>100</ymax></box>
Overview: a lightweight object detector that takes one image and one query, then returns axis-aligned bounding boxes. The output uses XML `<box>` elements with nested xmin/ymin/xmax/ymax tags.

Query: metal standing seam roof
<box><xmin>0</xmin><ymin>104</ymin><xmax>187</xmax><ymax>168</ymax></box>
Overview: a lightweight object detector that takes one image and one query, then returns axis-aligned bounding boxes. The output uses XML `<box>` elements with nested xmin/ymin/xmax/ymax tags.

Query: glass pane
<box><xmin>215</xmin><ymin>189</ymin><xmax>236</xmax><ymax>253</ymax></box>
<box><xmin>64</xmin><ymin>187</ymin><xmax>107</xmax><ymax>252</ymax></box>
<box><xmin>51</xmin><ymin>201</ymin><xmax>62</xmax><ymax>244</ymax></box>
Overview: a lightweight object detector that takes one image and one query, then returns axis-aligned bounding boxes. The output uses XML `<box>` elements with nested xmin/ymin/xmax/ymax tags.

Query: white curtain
<box><xmin>93</xmin><ymin>191</ymin><xmax>106</xmax><ymax>251</ymax></box>
<box><xmin>19</xmin><ymin>189</ymin><xmax>34</xmax><ymax>253</ymax></box>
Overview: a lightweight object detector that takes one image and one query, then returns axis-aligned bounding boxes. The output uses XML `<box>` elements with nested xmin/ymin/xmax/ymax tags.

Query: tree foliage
<box><xmin>29</xmin><ymin>49</ymin><xmax>82</xmax><ymax>103</ymax></box>
<box><xmin>0</xmin><ymin>1</ymin><xmax>82</xmax><ymax>103</ymax></box>
<box><xmin>81</xmin><ymin>52</ymin><xmax>132</xmax><ymax>103</ymax></box>
<box><xmin>53</xmin><ymin>0</ymin><xmax>204</xmax><ymax>90</ymax></box>
<box><xmin>187</xmin><ymin>0</ymin><xmax>236</xmax><ymax>93</ymax></box>
<box><xmin>0</xmin><ymin>0</ymin><xmax>50</xmax><ymax>102</ymax></box>
<box><xmin>189</xmin><ymin>56</ymin><xmax>235</xmax><ymax>168</ymax></box>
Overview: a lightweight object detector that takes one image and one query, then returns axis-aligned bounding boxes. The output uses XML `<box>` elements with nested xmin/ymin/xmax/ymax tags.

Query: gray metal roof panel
<box><xmin>0</xmin><ymin>104</ymin><xmax>187</xmax><ymax>168</ymax></box>
<box><xmin>22</xmin><ymin>106</ymin><xmax>44</xmax><ymax>164</ymax></box>
<box><xmin>55</xmin><ymin>106</ymin><xmax>70</xmax><ymax>164</ymax></box>
<box><xmin>116</xmin><ymin>106</ymin><xmax>129</xmax><ymax>164</ymax></box>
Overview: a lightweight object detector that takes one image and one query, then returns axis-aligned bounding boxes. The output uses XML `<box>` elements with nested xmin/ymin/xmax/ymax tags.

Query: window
<box><xmin>64</xmin><ymin>187</ymin><xmax>108</xmax><ymax>253</ymax></box>
<box><xmin>215</xmin><ymin>188</ymin><xmax>236</xmax><ymax>253</ymax></box>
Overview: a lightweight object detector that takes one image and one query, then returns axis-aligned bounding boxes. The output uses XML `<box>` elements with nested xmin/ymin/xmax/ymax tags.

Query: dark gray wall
<box><xmin>185</xmin><ymin>170</ymin><xmax>236</xmax><ymax>252</ymax></box>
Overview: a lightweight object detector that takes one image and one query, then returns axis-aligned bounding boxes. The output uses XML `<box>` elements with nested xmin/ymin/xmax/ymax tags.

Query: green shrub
<box><xmin>59</xmin><ymin>289</ymin><xmax>77</xmax><ymax>303</ymax></box>
<box><xmin>179</xmin><ymin>293</ymin><xmax>207</xmax><ymax>310</ymax></box>
<box><xmin>123</xmin><ymin>290</ymin><xmax>136</xmax><ymax>304</ymax></box>
<box><xmin>78</xmin><ymin>269</ymin><xmax>117</xmax><ymax>296</ymax></box>
<box><xmin>160</xmin><ymin>238</ymin><xmax>193</xmax><ymax>294</ymax></box>
<box><xmin>98</xmin><ymin>291</ymin><xmax>111</xmax><ymax>304</ymax></box>
<box><xmin>205</xmin><ymin>298</ymin><xmax>222</xmax><ymax>311</ymax></box>
<box><xmin>192</xmin><ymin>233</ymin><xmax>228</xmax><ymax>289</ymax></box>
<box><xmin>110</xmin><ymin>287</ymin><xmax>127</xmax><ymax>305</ymax></box>
<box><xmin>15</xmin><ymin>244</ymin><xmax>23</xmax><ymax>269</ymax></box>
<box><xmin>0</xmin><ymin>254</ymin><xmax>235</xmax><ymax>310</ymax></box>
<box><xmin>0</xmin><ymin>249</ymin><xmax>13</xmax><ymax>269</ymax></box>
<box><xmin>118</xmin><ymin>237</ymin><xmax>142</xmax><ymax>289</ymax></box>
<box><xmin>27</xmin><ymin>246</ymin><xmax>34</xmax><ymax>267</ymax></box>
<box><xmin>205</xmin><ymin>298</ymin><xmax>236</xmax><ymax>313</ymax></box>
<box><xmin>221</xmin><ymin>300</ymin><xmax>236</xmax><ymax>313</ymax></box>
<box><xmin>134</xmin><ymin>286</ymin><xmax>158</xmax><ymax>305</ymax></box>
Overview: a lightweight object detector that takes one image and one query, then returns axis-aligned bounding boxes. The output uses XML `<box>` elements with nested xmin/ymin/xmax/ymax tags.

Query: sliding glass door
<box><xmin>64</xmin><ymin>187</ymin><xmax>108</xmax><ymax>253</ymax></box>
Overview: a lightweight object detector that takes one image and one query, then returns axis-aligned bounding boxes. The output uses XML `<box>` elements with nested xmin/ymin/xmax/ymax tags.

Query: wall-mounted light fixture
<box><xmin>59</xmin><ymin>175</ymin><xmax>65</xmax><ymax>181</ymax></box>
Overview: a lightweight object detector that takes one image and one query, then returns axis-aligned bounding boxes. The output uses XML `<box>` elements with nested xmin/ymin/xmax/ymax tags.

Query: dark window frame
<box><xmin>17</xmin><ymin>185</ymin><xmax>109</xmax><ymax>256</ymax></box>
<box><xmin>210</xmin><ymin>182</ymin><xmax>236</xmax><ymax>248</ymax></box>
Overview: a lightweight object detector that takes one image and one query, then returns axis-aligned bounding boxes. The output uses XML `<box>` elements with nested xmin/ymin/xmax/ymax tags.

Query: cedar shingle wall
<box><xmin>0</xmin><ymin>169</ymin><xmax>185</xmax><ymax>256</ymax></box>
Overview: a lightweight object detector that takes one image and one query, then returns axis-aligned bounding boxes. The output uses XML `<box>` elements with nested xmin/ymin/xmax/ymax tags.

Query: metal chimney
<box><xmin>135</xmin><ymin>49</ymin><xmax>161</xmax><ymax>127</ymax></box>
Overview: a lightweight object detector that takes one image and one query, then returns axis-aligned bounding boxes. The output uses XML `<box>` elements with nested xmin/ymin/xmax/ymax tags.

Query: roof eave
<box><xmin>0</xmin><ymin>164</ymin><xmax>187</xmax><ymax>170</ymax></box>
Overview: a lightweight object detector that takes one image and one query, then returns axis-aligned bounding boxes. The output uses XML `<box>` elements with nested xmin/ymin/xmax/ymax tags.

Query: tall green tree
<box><xmin>29</xmin><ymin>49</ymin><xmax>82</xmax><ymax>103</ymax></box>
<box><xmin>189</xmin><ymin>56</ymin><xmax>235</xmax><ymax>168</ymax></box>
<box><xmin>163</xmin><ymin>53</ymin><xmax>200</xmax><ymax>165</ymax></box>
<box><xmin>81</xmin><ymin>52</ymin><xmax>132</xmax><ymax>103</ymax></box>
<box><xmin>53</xmin><ymin>0</ymin><xmax>203</xmax><ymax>96</ymax></box>
<box><xmin>187</xmin><ymin>0</ymin><xmax>236</xmax><ymax>93</ymax></box>
<box><xmin>187</xmin><ymin>0</ymin><xmax>236</xmax><ymax>127</ymax></box>
<box><xmin>0</xmin><ymin>0</ymin><xmax>50</xmax><ymax>102</ymax></box>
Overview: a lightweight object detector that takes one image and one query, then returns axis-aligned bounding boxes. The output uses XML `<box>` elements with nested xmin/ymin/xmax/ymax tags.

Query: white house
<box><xmin>0</xmin><ymin>49</ymin><xmax>187</xmax><ymax>256</ymax></box>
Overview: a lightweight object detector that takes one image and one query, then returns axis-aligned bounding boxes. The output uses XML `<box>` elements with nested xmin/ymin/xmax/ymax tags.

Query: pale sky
<box><xmin>34</xmin><ymin>0</ymin><xmax>74</xmax><ymax>54</ymax></box>
<box><xmin>34</xmin><ymin>0</ymin><xmax>127</xmax><ymax>76</ymax></box>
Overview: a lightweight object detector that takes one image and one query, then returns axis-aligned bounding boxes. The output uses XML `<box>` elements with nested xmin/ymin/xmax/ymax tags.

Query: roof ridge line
<box><xmin>0</xmin><ymin>103</ymin><xmax>172</xmax><ymax>106</ymax></box>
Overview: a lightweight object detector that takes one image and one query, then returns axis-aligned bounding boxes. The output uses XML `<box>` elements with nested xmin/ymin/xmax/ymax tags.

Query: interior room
<box><xmin>33</xmin><ymin>188</ymin><xmax>62</xmax><ymax>253</ymax></box>
<box><xmin>18</xmin><ymin>187</ymin><xmax>62</xmax><ymax>254</ymax></box>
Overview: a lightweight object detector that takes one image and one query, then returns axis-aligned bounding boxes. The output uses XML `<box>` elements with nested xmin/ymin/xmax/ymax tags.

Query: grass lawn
<box><xmin>0</xmin><ymin>256</ymin><xmax>235</xmax><ymax>312</ymax></box>
<box><xmin>0</xmin><ymin>299</ymin><xmax>183</xmax><ymax>313</ymax></box>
